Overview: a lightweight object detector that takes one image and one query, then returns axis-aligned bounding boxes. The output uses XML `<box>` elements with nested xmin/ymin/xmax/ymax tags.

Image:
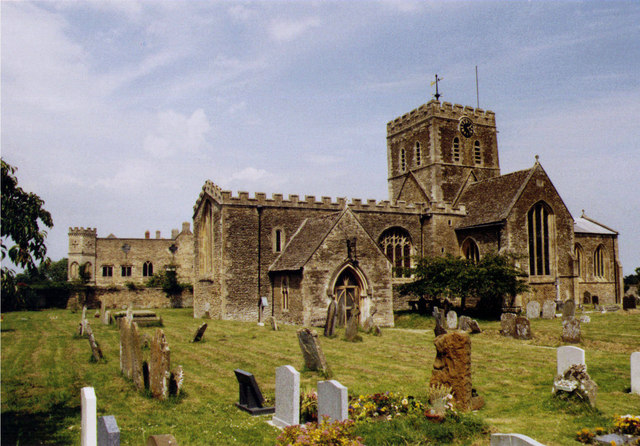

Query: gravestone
<box><xmin>81</xmin><ymin>387</ymin><xmax>97</xmax><ymax>446</ymax></box>
<box><xmin>562</xmin><ymin>317</ymin><xmax>581</xmax><ymax>343</ymax></box>
<box><xmin>631</xmin><ymin>352</ymin><xmax>640</xmax><ymax>395</ymax></box>
<box><xmin>446</xmin><ymin>310</ymin><xmax>458</xmax><ymax>329</ymax></box>
<box><xmin>541</xmin><ymin>300</ymin><xmax>556</xmax><ymax>319</ymax></box>
<box><xmin>324</xmin><ymin>299</ymin><xmax>337</xmax><ymax>336</ymax></box>
<box><xmin>623</xmin><ymin>295</ymin><xmax>637</xmax><ymax>310</ymax></box>
<box><xmin>458</xmin><ymin>316</ymin><xmax>472</xmax><ymax>331</ymax></box>
<box><xmin>500</xmin><ymin>313</ymin><xmax>517</xmax><ymax>337</ymax></box>
<box><xmin>557</xmin><ymin>346</ymin><xmax>585</xmax><ymax>375</ymax></box>
<box><xmin>233</xmin><ymin>369</ymin><xmax>275</xmax><ymax>415</ymax></box>
<box><xmin>578</xmin><ymin>315</ymin><xmax>591</xmax><ymax>323</ymax></box>
<box><xmin>514</xmin><ymin>316</ymin><xmax>532</xmax><ymax>340</ymax></box>
<box><xmin>562</xmin><ymin>299</ymin><xmax>575</xmax><ymax>320</ymax></box>
<box><xmin>192</xmin><ymin>323</ymin><xmax>208</xmax><ymax>342</ymax></box>
<box><xmin>271</xmin><ymin>365</ymin><xmax>300</xmax><ymax>428</ymax></box>
<box><xmin>146</xmin><ymin>434</ymin><xmax>178</xmax><ymax>446</ymax></box>
<box><xmin>85</xmin><ymin>323</ymin><xmax>104</xmax><ymax>361</ymax></box>
<box><xmin>344</xmin><ymin>309</ymin><xmax>361</xmax><ymax>341</ymax></box>
<box><xmin>336</xmin><ymin>298</ymin><xmax>346</xmax><ymax>328</ymax></box>
<box><xmin>97</xmin><ymin>415</ymin><xmax>120</xmax><ymax>446</ymax></box>
<box><xmin>526</xmin><ymin>301</ymin><xmax>541</xmax><ymax>319</ymax></box>
<box><xmin>317</xmin><ymin>380</ymin><xmax>348</xmax><ymax>422</ymax></box>
<box><xmin>362</xmin><ymin>316</ymin><xmax>374</xmax><ymax>333</ymax></box>
<box><xmin>430</xmin><ymin>331</ymin><xmax>472</xmax><ymax>411</ymax></box>
<box><xmin>267</xmin><ymin>316</ymin><xmax>279</xmax><ymax>331</ymax></box>
<box><xmin>468</xmin><ymin>319</ymin><xmax>482</xmax><ymax>334</ymax></box>
<box><xmin>150</xmin><ymin>329</ymin><xmax>171</xmax><ymax>400</ymax></box>
<box><xmin>605</xmin><ymin>304</ymin><xmax>620</xmax><ymax>312</ymax></box>
<box><xmin>490</xmin><ymin>433</ymin><xmax>546</xmax><ymax>446</ymax></box>
<box><xmin>594</xmin><ymin>433</ymin><xmax>637</xmax><ymax>445</ymax></box>
<box><xmin>297</xmin><ymin>328</ymin><xmax>330</xmax><ymax>374</ymax></box>
<box><xmin>553</xmin><ymin>364</ymin><xmax>597</xmax><ymax>407</ymax></box>
<box><xmin>130</xmin><ymin>322</ymin><xmax>145</xmax><ymax>390</ymax></box>
<box><xmin>119</xmin><ymin>317</ymin><xmax>132</xmax><ymax>378</ymax></box>
<box><xmin>433</xmin><ymin>307</ymin><xmax>447</xmax><ymax>336</ymax></box>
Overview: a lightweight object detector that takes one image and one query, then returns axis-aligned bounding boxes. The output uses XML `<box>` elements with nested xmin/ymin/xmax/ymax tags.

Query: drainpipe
<box><xmin>257</xmin><ymin>206</ymin><xmax>263</xmax><ymax>305</ymax></box>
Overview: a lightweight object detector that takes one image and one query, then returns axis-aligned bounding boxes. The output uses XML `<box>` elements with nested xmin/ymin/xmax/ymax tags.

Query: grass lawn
<box><xmin>1</xmin><ymin>307</ymin><xmax>638</xmax><ymax>445</ymax></box>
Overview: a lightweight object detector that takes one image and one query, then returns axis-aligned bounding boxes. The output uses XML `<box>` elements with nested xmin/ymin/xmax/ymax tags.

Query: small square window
<box><xmin>121</xmin><ymin>266</ymin><xmax>132</xmax><ymax>277</ymax></box>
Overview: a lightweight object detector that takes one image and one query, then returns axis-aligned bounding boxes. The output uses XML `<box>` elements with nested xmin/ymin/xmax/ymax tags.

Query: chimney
<box><xmin>156</xmin><ymin>230</ymin><xmax>161</xmax><ymax>239</ymax></box>
<box><xmin>182</xmin><ymin>222</ymin><xmax>191</xmax><ymax>234</ymax></box>
<box><xmin>171</xmin><ymin>229</ymin><xmax>179</xmax><ymax>239</ymax></box>
<box><xmin>145</xmin><ymin>230</ymin><xmax>150</xmax><ymax>239</ymax></box>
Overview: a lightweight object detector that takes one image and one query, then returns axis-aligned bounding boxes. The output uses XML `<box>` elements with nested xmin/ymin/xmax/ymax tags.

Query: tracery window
<box><xmin>453</xmin><ymin>137</ymin><xmax>461</xmax><ymax>163</ymax></box>
<box><xmin>379</xmin><ymin>227</ymin><xmax>412</xmax><ymax>278</ymax></box>
<box><xmin>415</xmin><ymin>141</ymin><xmax>422</xmax><ymax>166</ymax></box>
<box><xmin>575</xmin><ymin>244</ymin><xmax>585</xmax><ymax>280</ymax></box>
<box><xmin>527</xmin><ymin>202</ymin><xmax>554</xmax><ymax>276</ymax></box>
<box><xmin>400</xmin><ymin>148</ymin><xmax>406</xmax><ymax>172</ymax></box>
<box><xmin>143</xmin><ymin>261</ymin><xmax>153</xmax><ymax>277</ymax></box>
<box><xmin>281</xmin><ymin>276</ymin><xmax>289</xmax><ymax>311</ymax></box>
<box><xmin>461</xmin><ymin>238</ymin><xmax>480</xmax><ymax>263</ymax></box>
<box><xmin>102</xmin><ymin>265</ymin><xmax>113</xmax><ymax>277</ymax></box>
<box><xmin>473</xmin><ymin>140</ymin><xmax>482</xmax><ymax>165</ymax></box>
<box><xmin>594</xmin><ymin>245</ymin><xmax>607</xmax><ymax>279</ymax></box>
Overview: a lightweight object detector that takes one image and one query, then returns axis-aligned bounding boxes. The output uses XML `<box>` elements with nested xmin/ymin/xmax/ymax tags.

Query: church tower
<box><xmin>386</xmin><ymin>100</ymin><xmax>500</xmax><ymax>205</ymax></box>
<box><xmin>67</xmin><ymin>227</ymin><xmax>97</xmax><ymax>282</ymax></box>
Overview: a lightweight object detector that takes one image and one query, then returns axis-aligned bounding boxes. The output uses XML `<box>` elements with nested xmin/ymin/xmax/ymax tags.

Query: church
<box><xmin>190</xmin><ymin>98</ymin><xmax>623</xmax><ymax>326</ymax></box>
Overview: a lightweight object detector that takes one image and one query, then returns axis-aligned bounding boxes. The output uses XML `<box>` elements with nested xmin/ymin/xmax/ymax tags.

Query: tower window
<box><xmin>273</xmin><ymin>228</ymin><xmax>285</xmax><ymax>253</ymax></box>
<box><xmin>143</xmin><ymin>261</ymin><xmax>154</xmax><ymax>277</ymax></box>
<box><xmin>102</xmin><ymin>265</ymin><xmax>113</xmax><ymax>277</ymax></box>
<box><xmin>379</xmin><ymin>227</ymin><xmax>412</xmax><ymax>278</ymax></box>
<box><xmin>415</xmin><ymin>142</ymin><xmax>422</xmax><ymax>166</ymax></box>
<box><xmin>527</xmin><ymin>202</ymin><xmax>554</xmax><ymax>276</ymax></box>
<box><xmin>453</xmin><ymin>137</ymin><xmax>461</xmax><ymax>163</ymax></box>
<box><xmin>474</xmin><ymin>141</ymin><xmax>482</xmax><ymax>165</ymax></box>
<box><xmin>400</xmin><ymin>148</ymin><xmax>406</xmax><ymax>172</ymax></box>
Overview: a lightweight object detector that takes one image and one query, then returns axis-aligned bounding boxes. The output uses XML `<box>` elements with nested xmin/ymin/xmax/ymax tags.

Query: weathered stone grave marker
<box><xmin>458</xmin><ymin>315</ymin><xmax>471</xmax><ymax>331</ymax></box>
<box><xmin>267</xmin><ymin>316</ymin><xmax>279</xmax><ymax>331</ymax></box>
<box><xmin>233</xmin><ymin>369</ymin><xmax>275</xmax><ymax>415</ymax></box>
<box><xmin>192</xmin><ymin>323</ymin><xmax>208</xmax><ymax>342</ymax></box>
<box><xmin>500</xmin><ymin>313</ymin><xmax>517</xmax><ymax>337</ymax></box>
<box><xmin>271</xmin><ymin>365</ymin><xmax>300</xmax><ymax>428</ymax></box>
<box><xmin>150</xmin><ymin>329</ymin><xmax>171</xmax><ymax>400</ymax></box>
<box><xmin>562</xmin><ymin>299</ymin><xmax>575</xmax><ymax>320</ymax></box>
<box><xmin>562</xmin><ymin>317</ymin><xmax>581</xmax><ymax>343</ymax></box>
<box><xmin>146</xmin><ymin>434</ymin><xmax>178</xmax><ymax>446</ymax></box>
<box><xmin>526</xmin><ymin>301</ymin><xmax>541</xmax><ymax>319</ymax></box>
<box><xmin>557</xmin><ymin>345</ymin><xmax>585</xmax><ymax>375</ymax></box>
<box><xmin>85</xmin><ymin>323</ymin><xmax>104</xmax><ymax>362</ymax></box>
<box><xmin>97</xmin><ymin>415</ymin><xmax>120</xmax><ymax>446</ymax></box>
<box><xmin>433</xmin><ymin>307</ymin><xmax>447</xmax><ymax>336</ymax></box>
<box><xmin>514</xmin><ymin>316</ymin><xmax>532</xmax><ymax>340</ymax></box>
<box><xmin>344</xmin><ymin>309</ymin><xmax>361</xmax><ymax>342</ymax></box>
<box><xmin>468</xmin><ymin>319</ymin><xmax>482</xmax><ymax>334</ymax></box>
<box><xmin>446</xmin><ymin>310</ymin><xmax>458</xmax><ymax>329</ymax></box>
<box><xmin>318</xmin><ymin>380</ymin><xmax>348</xmax><ymax>422</ymax></box>
<box><xmin>297</xmin><ymin>328</ymin><xmax>330</xmax><ymax>375</ymax></box>
<box><xmin>430</xmin><ymin>331</ymin><xmax>473</xmax><ymax>411</ymax></box>
<box><xmin>541</xmin><ymin>300</ymin><xmax>556</xmax><ymax>319</ymax></box>
<box><xmin>324</xmin><ymin>299</ymin><xmax>337</xmax><ymax>337</ymax></box>
<box><xmin>81</xmin><ymin>387</ymin><xmax>97</xmax><ymax>446</ymax></box>
<box><xmin>490</xmin><ymin>433</ymin><xmax>546</xmax><ymax>446</ymax></box>
<box><xmin>623</xmin><ymin>295</ymin><xmax>637</xmax><ymax>310</ymax></box>
<box><xmin>631</xmin><ymin>352</ymin><xmax>640</xmax><ymax>395</ymax></box>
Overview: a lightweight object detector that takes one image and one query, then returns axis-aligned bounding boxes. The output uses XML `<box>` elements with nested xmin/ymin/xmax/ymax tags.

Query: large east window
<box><xmin>594</xmin><ymin>245</ymin><xmax>607</xmax><ymax>279</ymax></box>
<box><xmin>527</xmin><ymin>202</ymin><xmax>553</xmax><ymax>276</ymax></box>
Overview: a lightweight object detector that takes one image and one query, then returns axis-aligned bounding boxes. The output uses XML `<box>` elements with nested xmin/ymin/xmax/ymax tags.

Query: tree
<box><xmin>624</xmin><ymin>267</ymin><xmax>640</xmax><ymax>293</ymax></box>
<box><xmin>1</xmin><ymin>159</ymin><xmax>54</xmax><ymax>310</ymax></box>
<box><xmin>398</xmin><ymin>252</ymin><xmax>529</xmax><ymax>317</ymax></box>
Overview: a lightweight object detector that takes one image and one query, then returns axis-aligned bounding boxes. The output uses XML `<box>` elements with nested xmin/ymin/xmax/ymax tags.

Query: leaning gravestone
<box><xmin>430</xmin><ymin>331</ymin><xmax>472</xmax><ymax>411</ymax></box>
<box><xmin>514</xmin><ymin>316</ymin><xmax>532</xmax><ymax>340</ymax></box>
<box><xmin>267</xmin><ymin>316</ymin><xmax>279</xmax><ymax>331</ymax></box>
<box><xmin>557</xmin><ymin>345</ymin><xmax>585</xmax><ymax>375</ymax></box>
<box><xmin>541</xmin><ymin>300</ymin><xmax>556</xmax><ymax>319</ymax></box>
<box><xmin>458</xmin><ymin>316</ymin><xmax>472</xmax><ymax>331</ymax></box>
<box><xmin>562</xmin><ymin>318</ymin><xmax>581</xmax><ymax>343</ymax></box>
<box><xmin>98</xmin><ymin>415</ymin><xmax>120</xmax><ymax>446</ymax></box>
<box><xmin>526</xmin><ymin>301</ymin><xmax>541</xmax><ymax>319</ymax></box>
<box><xmin>631</xmin><ymin>352</ymin><xmax>640</xmax><ymax>395</ymax></box>
<box><xmin>297</xmin><ymin>328</ymin><xmax>330</xmax><ymax>375</ymax></box>
<box><xmin>468</xmin><ymin>319</ymin><xmax>482</xmax><ymax>334</ymax></box>
<box><xmin>324</xmin><ymin>299</ymin><xmax>337</xmax><ymax>336</ymax></box>
<box><xmin>562</xmin><ymin>299</ymin><xmax>576</xmax><ymax>320</ymax></box>
<box><xmin>85</xmin><ymin>323</ymin><xmax>104</xmax><ymax>362</ymax></box>
<box><xmin>271</xmin><ymin>365</ymin><xmax>300</xmax><ymax>428</ymax></box>
<box><xmin>344</xmin><ymin>309</ymin><xmax>361</xmax><ymax>342</ymax></box>
<box><xmin>150</xmin><ymin>329</ymin><xmax>171</xmax><ymax>400</ymax></box>
<box><xmin>446</xmin><ymin>311</ymin><xmax>458</xmax><ymax>329</ymax></box>
<box><xmin>233</xmin><ymin>369</ymin><xmax>275</xmax><ymax>415</ymax></box>
<box><xmin>500</xmin><ymin>313</ymin><xmax>517</xmax><ymax>337</ymax></box>
<box><xmin>192</xmin><ymin>323</ymin><xmax>208</xmax><ymax>342</ymax></box>
<box><xmin>317</xmin><ymin>380</ymin><xmax>349</xmax><ymax>422</ymax></box>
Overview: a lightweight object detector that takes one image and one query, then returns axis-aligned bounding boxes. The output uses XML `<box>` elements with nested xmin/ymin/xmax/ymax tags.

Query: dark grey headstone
<box><xmin>192</xmin><ymin>323</ymin><xmax>208</xmax><ymax>342</ymax></box>
<box><xmin>98</xmin><ymin>415</ymin><xmax>120</xmax><ymax>446</ymax></box>
<box><xmin>233</xmin><ymin>369</ymin><xmax>275</xmax><ymax>415</ymax></box>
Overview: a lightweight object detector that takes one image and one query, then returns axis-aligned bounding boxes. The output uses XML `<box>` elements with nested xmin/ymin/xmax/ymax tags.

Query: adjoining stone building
<box><xmin>191</xmin><ymin>99</ymin><xmax>623</xmax><ymax>325</ymax></box>
<box><xmin>68</xmin><ymin>222</ymin><xmax>194</xmax><ymax>287</ymax></box>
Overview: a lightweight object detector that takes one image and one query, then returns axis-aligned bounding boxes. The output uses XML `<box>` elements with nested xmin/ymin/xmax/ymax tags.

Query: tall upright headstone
<box><xmin>150</xmin><ymin>329</ymin><xmax>171</xmax><ymax>400</ymax></box>
<box><xmin>526</xmin><ymin>301</ymin><xmax>541</xmax><ymax>319</ymax></box>
<box><xmin>317</xmin><ymin>380</ymin><xmax>348</xmax><ymax>422</ymax></box>
<box><xmin>324</xmin><ymin>299</ymin><xmax>337</xmax><ymax>337</ymax></box>
<box><xmin>81</xmin><ymin>387</ymin><xmax>97</xmax><ymax>446</ymax></box>
<box><xmin>500</xmin><ymin>313</ymin><xmax>517</xmax><ymax>337</ymax></box>
<box><xmin>541</xmin><ymin>300</ymin><xmax>556</xmax><ymax>319</ymax></box>
<box><xmin>430</xmin><ymin>331</ymin><xmax>472</xmax><ymax>411</ymax></box>
<box><xmin>562</xmin><ymin>318</ymin><xmax>581</xmax><ymax>343</ymax></box>
<box><xmin>631</xmin><ymin>352</ymin><xmax>640</xmax><ymax>395</ymax></box>
<box><xmin>562</xmin><ymin>299</ymin><xmax>575</xmax><ymax>320</ymax></box>
<box><xmin>557</xmin><ymin>346</ymin><xmax>586</xmax><ymax>376</ymax></box>
<box><xmin>446</xmin><ymin>311</ymin><xmax>458</xmax><ymax>329</ymax></box>
<box><xmin>272</xmin><ymin>365</ymin><xmax>300</xmax><ymax>428</ymax></box>
<box><xmin>514</xmin><ymin>316</ymin><xmax>532</xmax><ymax>340</ymax></box>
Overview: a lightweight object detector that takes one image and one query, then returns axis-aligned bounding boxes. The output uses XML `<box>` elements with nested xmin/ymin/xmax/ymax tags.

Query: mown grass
<box><xmin>1</xmin><ymin>307</ymin><xmax>638</xmax><ymax>445</ymax></box>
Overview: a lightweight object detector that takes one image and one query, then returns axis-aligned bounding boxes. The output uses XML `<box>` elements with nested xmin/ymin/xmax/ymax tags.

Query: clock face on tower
<box><xmin>459</xmin><ymin>116</ymin><xmax>474</xmax><ymax>138</ymax></box>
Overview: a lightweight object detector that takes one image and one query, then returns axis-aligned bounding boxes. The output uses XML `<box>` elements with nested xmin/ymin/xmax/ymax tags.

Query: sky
<box><xmin>2</xmin><ymin>0</ymin><xmax>639</xmax><ymax>275</ymax></box>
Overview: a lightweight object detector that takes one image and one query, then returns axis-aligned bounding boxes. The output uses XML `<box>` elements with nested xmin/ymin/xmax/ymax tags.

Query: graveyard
<box><xmin>1</xmin><ymin>307</ymin><xmax>638</xmax><ymax>445</ymax></box>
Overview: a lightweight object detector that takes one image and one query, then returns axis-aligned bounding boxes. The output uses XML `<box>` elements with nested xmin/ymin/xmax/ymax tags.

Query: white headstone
<box><xmin>490</xmin><ymin>433</ymin><xmax>546</xmax><ymax>446</ymax></box>
<box><xmin>318</xmin><ymin>380</ymin><xmax>348</xmax><ymax>422</ymax></box>
<box><xmin>81</xmin><ymin>387</ymin><xmax>97</xmax><ymax>446</ymax></box>
<box><xmin>631</xmin><ymin>352</ymin><xmax>640</xmax><ymax>395</ymax></box>
<box><xmin>526</xmin><ymin>301</ymin><xmax>541</xmax><ymax>319</ymax></box>
<box><xmin>557</xmin><ymin>346</ymin><xmax>586</xmax><ymax>376</ymax></box>
<box><xmin>446</xmin><ymin>310</ymin><xmax>458</xmax><ymax>329</ymax></box>
<box><xmin>272</xmin><ymin>365</ymin><xmax>300</xmax><ymax>428</ymax></box>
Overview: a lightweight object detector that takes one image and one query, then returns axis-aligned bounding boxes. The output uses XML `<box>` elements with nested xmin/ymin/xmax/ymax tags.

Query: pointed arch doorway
<box><xmin>333</xmin><ymin>267</ymin><xmax>366</xmax><ymax>327</ymax></box>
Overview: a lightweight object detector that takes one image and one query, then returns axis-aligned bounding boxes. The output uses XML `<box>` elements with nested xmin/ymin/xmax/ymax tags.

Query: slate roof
<box><xmin>456</xmin><ymin>166</ymin><xmax>535</xmax><ymax>229</ymax></box>
<box><xmin>269</xmin><ymin>212</ymin><xmax>343</xmax><ymax>271</ymax></box>
<box><xmin>574</xmin><ymin>214</ymin><xmax>618</xmax><ymax>235</ymax></box>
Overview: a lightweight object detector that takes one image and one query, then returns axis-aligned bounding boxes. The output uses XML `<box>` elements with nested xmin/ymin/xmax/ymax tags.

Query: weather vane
<box><xmin>431</xmin><ymin>74</ymin><xmax>442</xmax><ymax>101</ymax></box>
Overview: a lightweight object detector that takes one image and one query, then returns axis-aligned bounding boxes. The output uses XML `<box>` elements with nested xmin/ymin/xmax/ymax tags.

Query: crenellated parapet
<box><xmin>429</xmin><ymin>202</ymin><xmax>467</xmax><ymax>216</ymax></box>
<box><xmin>387</xmin><ymin>100</ymin><xmax>495</xmax><ymax>137</ymax></box>
<box><xmin>68</xmin><ymin>227</ymin><xmax>97</xmax><ymax>236</ymax></box>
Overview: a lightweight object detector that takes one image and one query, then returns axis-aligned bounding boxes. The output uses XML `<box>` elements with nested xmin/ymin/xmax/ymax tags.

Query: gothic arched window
<box><xmin>453</xmin><ymin>137</ymin><xmax>461</xmax><ymax>163</ymax></box>
<box><xmin>461</xmin><ymin>238</ymin><xmax>480</xmax><ymax>263</ymax></box>
<box><xmin>594</xmin><ymin>245</ymin><xmax>608</xmax><ymax>279</ymax></box>
<box><xmin>575</xmin><ymin>244</ymin><xmax>585</xmax><ymax>280</ymax></box>
<box><xmin>527</xmin><ymin>202</ymin><xmax>554</xmax><ymax>276</ymax></box>
<box><xmin>198</xmin><ymin>200</ymin><xmax>214</xmax><ymax>276</ymax></box>
<box><xmin>143</xmin><ymin>261</ymin><xmax>154</xmax><ymax>277</ymax></box>
<box><xmin>379</xmin><ymin>227</ymin><xmax>412</xmax><ymax>278</ymax></box>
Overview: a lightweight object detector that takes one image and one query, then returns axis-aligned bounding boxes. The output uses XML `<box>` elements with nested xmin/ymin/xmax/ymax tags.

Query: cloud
<box><xmin>143</xmin><ymin>109</ymin><xmax>212</xmax><ymax>158</ymax></box>
<box><xmin>268</xmin><ymin>17</ymin><xmax>321</xmax><ymax>42</ymax></box>
<box><xmin>227</xmin><ymin>167</ymin><xmax>286</xmax><ymax>190</ymax></box>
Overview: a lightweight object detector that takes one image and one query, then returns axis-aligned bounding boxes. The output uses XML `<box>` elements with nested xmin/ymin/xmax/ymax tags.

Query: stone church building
<box><xmin>190</xmin><ymin>99</ymin><xmax>623</xmax><ymax>326</ymax></box>
<box><xmin>69</xmin><ymin>98</ymin><xmax>623</xmax><ymax>326</ymax></box>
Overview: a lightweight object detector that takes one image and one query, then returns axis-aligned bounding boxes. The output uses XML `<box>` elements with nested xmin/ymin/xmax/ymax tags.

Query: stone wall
<box><xmin>94</xmin><ymin>287</ymin><xmax>193</xmax><ymax>309</ymax></box>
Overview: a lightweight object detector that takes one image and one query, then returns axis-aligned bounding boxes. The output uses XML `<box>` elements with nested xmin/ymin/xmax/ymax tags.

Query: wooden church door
<box><xmin>334</xmin><ymin>269</ymin><xmax>361</xmax><ymax>327</ymax></box>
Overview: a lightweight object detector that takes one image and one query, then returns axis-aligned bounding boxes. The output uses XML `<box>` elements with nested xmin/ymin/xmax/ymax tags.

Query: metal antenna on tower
<box><xmin>431</xmin><ymin>74</ymin><xmax>442</xmax><ymax>101</ymax></box>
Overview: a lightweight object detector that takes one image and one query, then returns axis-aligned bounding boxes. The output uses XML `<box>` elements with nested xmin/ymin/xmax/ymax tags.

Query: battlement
<box><xmin>387</xmin><ymin>100</ymin><xmax>495</xmax><ymax>136</ymax></box>
<box><xmin>429</xmin><ymin>202</ymin><xmax>467</xmax><ymax>215</ymax></box>
<box><xmin>68</xmin><ymin>227</ymin><xmax>97</xmax><ymax>236</ymax></box>
<box><xmin>195</xmin><ymin>181</ymin><xmax>429</xmax><ymax>214</ymax></box>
